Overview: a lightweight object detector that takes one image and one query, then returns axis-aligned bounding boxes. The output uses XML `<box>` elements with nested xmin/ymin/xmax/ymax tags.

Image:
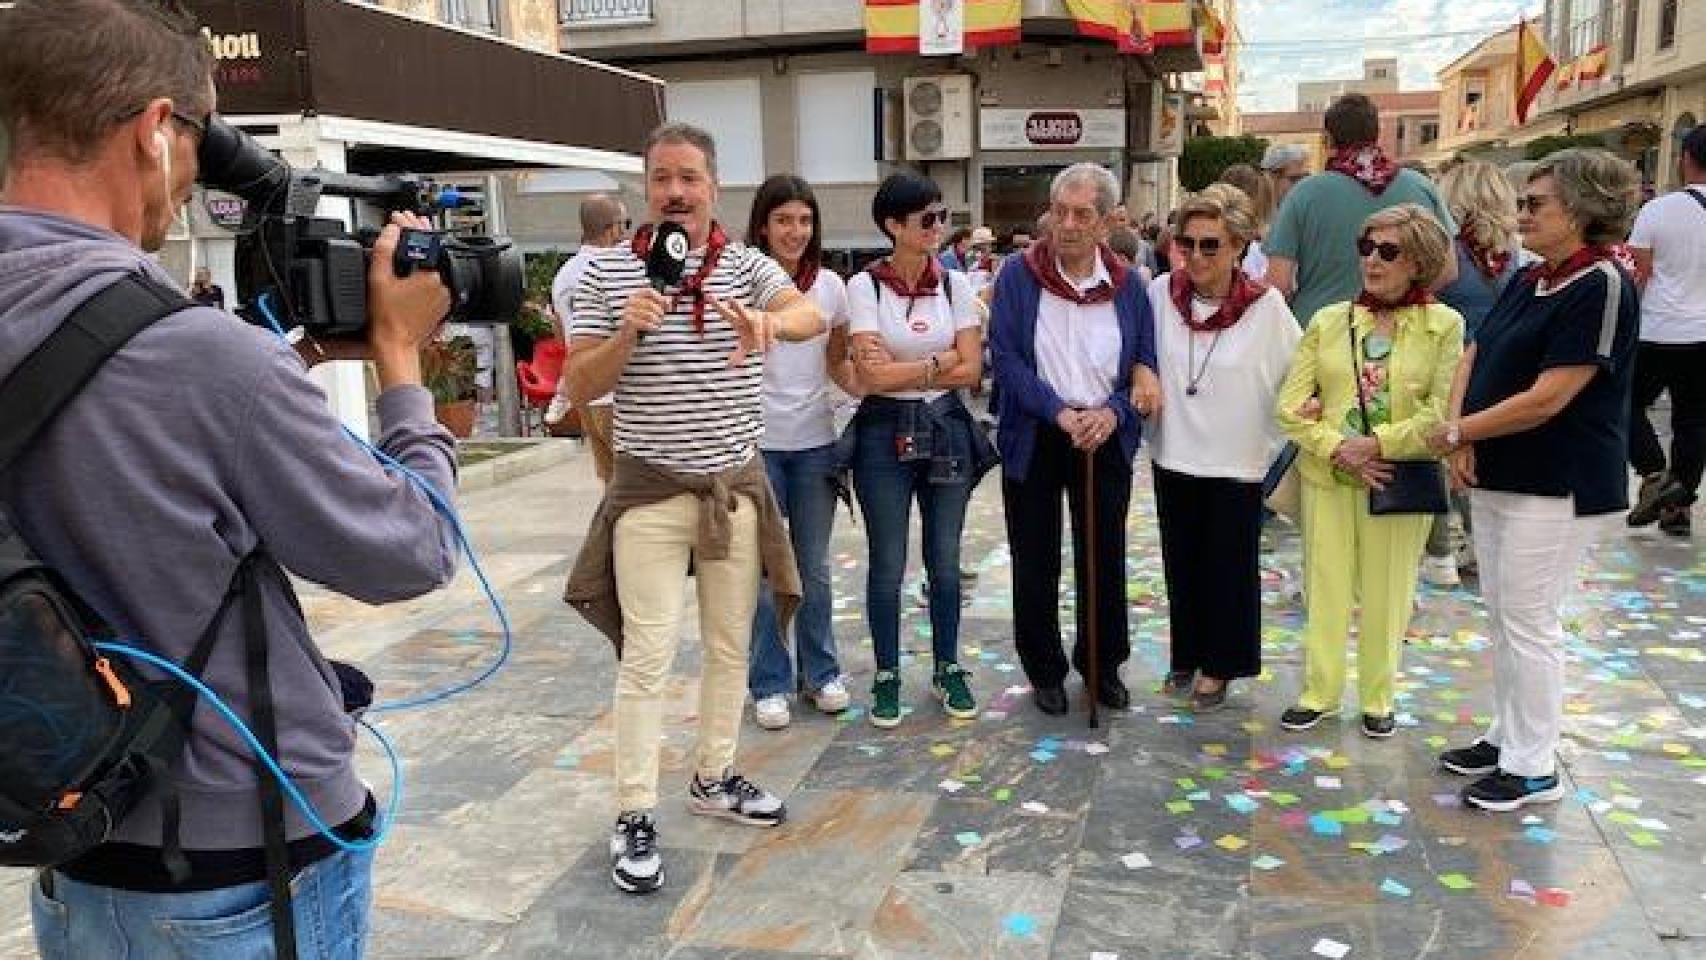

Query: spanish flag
<box><xmin>1516</xmin><ymin>17</ymin><xmax>1556</xmax><ymax>123</ymax></box>
<box><xmin>865</xmin><ymin>0</ymin><xmax>1022</xmax><ymax>54</ymax></box>
<box><xmin>1200</xmin><ymin>1</ymin><xmax>1228</xmax><ymax>57</ymax></box>
<box><xmin>1553</xmin><ymin>58</ymin><xmax>1576</xmax><ymax>93</ymax></box>
<box><xmin>1064</xmin><ymin>0</ymin><xmax>1194</xmax><ymax>54</ymax></box>
<box><xmin>1577</xmin><ymin>44</ymin><xmax>1609</xmax><ymax>82</ymax></box>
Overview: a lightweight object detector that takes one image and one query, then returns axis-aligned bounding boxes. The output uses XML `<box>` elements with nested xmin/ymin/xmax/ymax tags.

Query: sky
<box><xmin>1236</xmin><ymin>0</ymin><xmax>1546</xmax><ymax>113</ymax></box>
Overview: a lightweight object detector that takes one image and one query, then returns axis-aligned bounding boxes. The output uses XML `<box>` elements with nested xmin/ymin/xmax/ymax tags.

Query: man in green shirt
<box><xmin>1266</xmin><ymin>93</ymin><xmax>1458</xmax><ymax>326</ymax></box>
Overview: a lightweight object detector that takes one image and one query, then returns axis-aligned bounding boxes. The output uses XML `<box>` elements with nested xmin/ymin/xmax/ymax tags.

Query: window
<box><xmin>1420</xmin><ymin>122</ymin><xmax>1440</xmax><ymax>144</ymax></box>
<box><xmin>665</xmin><ymin>78</ymin><xmax>765</xmax><ymax>186</ymax></box>
<box><xmin>795</xmin><ymin>71</ymin><xmax>879</xmax><ymax>184</ymax></box>
<box><xmin>443</xmin><ymin>0</ymin><xmax>499</xmax><ymax>32</ymax></box>
<box><xmin>1623</xmin><ymin>0</ymin><xmax>1640</xmax><ymax>61</ymax></box>
<box><xmin>1373</xmin><ymin>68</ymin><xmax>1389</xmax><ymax>78</ymax></box>
<box><xmin>1658</xmin><ymin>0</ymin><xmax>1677</xmax><ymax>48</ymax></box>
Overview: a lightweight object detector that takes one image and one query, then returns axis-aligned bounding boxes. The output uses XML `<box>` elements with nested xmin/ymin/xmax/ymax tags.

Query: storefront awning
<box><xmin>188</xmin><ymin>0</ymin><xmax>664</xmax><ymax>171</ymax></box>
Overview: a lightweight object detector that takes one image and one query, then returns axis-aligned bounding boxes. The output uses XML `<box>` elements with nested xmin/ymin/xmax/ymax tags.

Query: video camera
<box><xmin>196</xmin><ymin>115</ymin><xmax>523</xmax><ymax>337</ymax></box>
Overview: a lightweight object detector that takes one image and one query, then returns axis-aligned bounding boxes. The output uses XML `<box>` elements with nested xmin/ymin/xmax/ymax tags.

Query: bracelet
<box><xmin>923</xmin><ymin>355</ymin><xmax>940</xmax><ymax>389</ymax></box>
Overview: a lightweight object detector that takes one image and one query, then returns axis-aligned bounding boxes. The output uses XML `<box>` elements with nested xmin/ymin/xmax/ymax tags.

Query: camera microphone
<box><xmin>645</xmin><ymin>221</ymin><xmax>690</xmax><ymax>293</ymax></box>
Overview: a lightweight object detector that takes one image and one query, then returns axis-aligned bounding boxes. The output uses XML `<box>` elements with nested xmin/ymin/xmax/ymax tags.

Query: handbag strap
<box><xmin>1346</xmin><ymin>303</ymin><xmax>1373</xmax><ymax>438</ymax></box>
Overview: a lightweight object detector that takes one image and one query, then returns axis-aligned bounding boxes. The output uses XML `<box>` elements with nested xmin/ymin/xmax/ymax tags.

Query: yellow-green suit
<box><xmin>1276</xmin><ymin>301</ymin><xmax>1464</xmax><ymax>717</ymax></box>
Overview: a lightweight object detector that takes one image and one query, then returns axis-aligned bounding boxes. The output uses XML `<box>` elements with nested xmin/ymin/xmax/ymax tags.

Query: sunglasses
<box><xmin>1517</xmin><ymin>194</ymin><xmax>1553</xmax><ymax>214</ymax></box>
<box><xmin>1174</xmin><ymin>234</ymin><xmax>1223</xmax><ymax>256</ymax></box>
<box><xmin>1357</xmin><ymin>237</ymin><xmax>1403</xmax><ymax>262</ymax></box>
<box><xmin>912</xmin><ymin>207</ymin><xmax>949</xmax><ymax>230</ymax></box>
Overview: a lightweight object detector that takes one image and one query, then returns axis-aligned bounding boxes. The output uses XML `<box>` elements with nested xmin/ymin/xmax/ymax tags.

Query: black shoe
<box><xmin>1628</xmin><ymin>472</ymin><xmax>1669</xmax><ymax>527</ymax></box>
<box><xmin>1033</xmin><ymin>685</ymin><xmax>1069</xmax><ymax>716</ymax></box>
<box><xmin>1094</xmin><ymin>675</ymin><xmax>1131</xmax><ymax>710</ymax></box>
<box><xmin>1462</xmin><ymin>770</ymin><xmax>1565</xmax><ymax>812</ymax></box>
<box><xmin>1279</xmin><ymin>705</ymin><xmax>1339</xmax><ymax>731</ymax></box>
<box><xmin>1160</xmin><ymin>670</ymin><xmax>1195</xmax><ymax>697</ymax></box>
<box><xmin>610</xmin><ymin>811</ymin><xmax>664</xmax><ymax>894</ymax></box>
<box><xmin>1659</xmin><ymin>504</ymin><xmax>1692</xmax><ymax>537</ymax></box>
<box><xmin>1360</xmin><ymin>713</ymin><xmax>1396</xmax><ymax>739</ymax></box>
<box><xmin>1439</xmin><ymin>740</ymin><xmax>1500</xmax><ymax>776</ymax></box>
<box><xmin>1191</xmin><ymin>680</ymin><xmax>1230</xmax><ymax>713</ymax></box>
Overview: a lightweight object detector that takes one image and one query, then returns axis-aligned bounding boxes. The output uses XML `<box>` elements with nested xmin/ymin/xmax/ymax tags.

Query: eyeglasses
<box><xmin>1357</xmin><ymin>237</ymin><xmax>1403</xmax><ymax>262</ymax></box>
<box><xmin>1174</xmin><ymin>234</ymin><xmax>1223</xmax><ymax>256</ymax></box>
<box><xmin>117</xmin><ymin>104</ymin><xmax>208</xmax><ymax>147</ymax></box>
<box><xmin>913</xmin><ymin>206</ymin><xmax>949</xmax><ymax>230</ymax></box>
<box><xmin>1517</xmin><ymin>194</ymin><xmax>1553</xmax><ymax>214</ymax></box>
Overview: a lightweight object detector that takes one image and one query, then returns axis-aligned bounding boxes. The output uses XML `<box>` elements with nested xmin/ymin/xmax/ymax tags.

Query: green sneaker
<box><xmin>870</xmin><ymin>670</ymin><xmax>902</xmax><ymax>729</ymax></box>
<box><xmin>933</xmin><ymin>662</ymin><xmax>978</xmax><ymax>720</ymax></box>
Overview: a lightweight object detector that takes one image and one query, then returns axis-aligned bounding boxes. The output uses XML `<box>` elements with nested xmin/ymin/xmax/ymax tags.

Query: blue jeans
<box><xmin>749</xmin><ymin>445</ymin><xmax>842</xmax><ymax>698</ymax></box>
<box><xmin>852</xmin><ymin>409</ymin><xmax>975</xmax><ymax>671</ymax></box>
<box><xmin>32</xmin><ymin>846</ymin><xmax>375</xmax><ymax>960</ymax></box>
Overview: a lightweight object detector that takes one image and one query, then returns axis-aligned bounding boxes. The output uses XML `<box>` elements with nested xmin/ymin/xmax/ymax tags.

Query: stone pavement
<box><xmin>2</xmin><ymin>438</ymin><xmax>1703</xmax><ymax>960</ymax></box>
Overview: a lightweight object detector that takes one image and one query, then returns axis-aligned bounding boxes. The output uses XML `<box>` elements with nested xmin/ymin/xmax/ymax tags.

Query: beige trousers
<box><xmin>612</xmin><ymin>493</ymin><xmax>761</xmax><ymax>812</ymax></box>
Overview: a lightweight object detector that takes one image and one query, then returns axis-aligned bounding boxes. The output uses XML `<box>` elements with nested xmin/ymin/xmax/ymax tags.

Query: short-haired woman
<box><xmin>1276</xmin><ymin>204</ymin><xmax>1464</xmax><ymax>739</ymax></box>
<box><xmin>744</xmin><ymin>175</ymin><xmax>858</xmax><ymax>730</ymax></box>
<box><xmin>1429</xmin><ymin>149</ymin><xmax>1641</xmax><ymax>811</ymax></box>
<box><xmin>848</xmin><ymin>172</ymin><xmax>994</xmax><ymax>728</ymax></box>
<box><xmin>1149</xmin><ymin>184</ymin><xmax>1300</xmax><ymax>711</ymax></box>
<box><xmin>1217</xmin><ymin>163</ymin><xmax>1277</xmax><ymax>279</ymax></box>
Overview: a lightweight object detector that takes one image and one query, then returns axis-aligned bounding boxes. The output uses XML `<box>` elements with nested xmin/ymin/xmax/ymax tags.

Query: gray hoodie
<box><xmin>0</xmin><ymin>208</ymin><xmax>459</xmax><ymax>851</ymax></box>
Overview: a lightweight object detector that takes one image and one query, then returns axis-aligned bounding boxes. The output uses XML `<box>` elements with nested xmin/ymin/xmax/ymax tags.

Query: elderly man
<box><xmin>562</xmin><ymin>122</ymin><xmax>824</xmax><ymax>895</ymax></box>
<box><xmin>1262</xmin><ymin>143</ymin><xmax>1311</xmax><ymax>206</ymax></box>
<box><xmin>549</xmin><ymin>192</ymin><xmax>630</xmax><ymax>482</ymax></box>
<box><xmin>989</xmin><ymin>163</ymin><xmax>1159</xmax><ymax>715</ymax></box>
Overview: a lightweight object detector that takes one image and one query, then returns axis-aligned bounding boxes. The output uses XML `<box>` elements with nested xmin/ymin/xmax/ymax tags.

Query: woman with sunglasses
<box><xmin>744</xmin><ymin>175</ymin><xmax>859</xmax><ymax>730</ymax></box>
<box><xmin>1426</xmin><ymin>150</ymin><xmax>1641</xmax><ymax>811</ymax></box>
<box><xmin>1275</xmin><ymin>204</ymin><xmax>1463</xmax><ymax>739</ymax></box>
<box><xmin>1147</xmin><ymin>184</ymin><xmax>1299</xmax><ymax>712</ymax></box>
<box><xmin>847</xmin><ymin>172</ymin><xmax>994</xmax><ymax>729</ymax></box>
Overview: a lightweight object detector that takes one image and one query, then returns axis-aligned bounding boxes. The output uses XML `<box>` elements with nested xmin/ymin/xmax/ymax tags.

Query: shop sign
<box><xmin>204</xmin><ymin>192</ymin><xmax>249</xmax><ymax>230</ymax></box>
<box><xmin>980</xmin><ymin>109</ymin><xmax>1125</xmax><ymax>151</ymax></box>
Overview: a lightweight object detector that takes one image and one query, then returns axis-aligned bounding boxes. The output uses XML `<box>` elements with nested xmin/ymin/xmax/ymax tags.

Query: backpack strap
<box><xmin>0</xmin><ymin>274</ymin><xmax>192</xmax><ymax>476</ymax></box>
<box><xmin>244</xmin><ymin>555</ymin><xmax>299</xmax><ymax>960</ymax></box>
<box><xmin>1686</xmin><ymin>186</ymin><xmax>1706</xmax><ymax>216</ymax></box>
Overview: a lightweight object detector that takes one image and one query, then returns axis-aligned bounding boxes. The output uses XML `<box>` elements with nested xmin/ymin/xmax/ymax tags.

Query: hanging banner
<box><xmin>865</xmin><ymin>0</ymin><xmax>1021</xmax><ymax>54</ymax></box>
<box><xmin>921</xmin><ymin>0</ymin><xmax>965</xmax><ymax>56</ymax></box>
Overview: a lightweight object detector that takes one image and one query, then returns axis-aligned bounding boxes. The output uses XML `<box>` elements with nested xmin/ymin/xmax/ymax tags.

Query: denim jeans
<box><xmin>32</xmin><ymin>846</ymin><xmax>375</xmax><ymax>960</ymax></box>
<box><xmin>852</xmin><ymin>406</ymin><xmax>976</xmax><ymax>671</ymax></box>
<box><xmin>749</xmin><ymin>444</ymin><xmax>842</xmax><ymax>698</ymax></box>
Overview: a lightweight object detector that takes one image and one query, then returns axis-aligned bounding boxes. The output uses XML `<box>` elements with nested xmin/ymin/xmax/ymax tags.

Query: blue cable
<box><xmin>254</xmin><ymin>292</ymin><xmax>514</xmax><ymax>713</ymax></box>
<box><xmin>92</xmin><ymin>641</ymin><xmax>400</xmax><ymax>853</ymax></box>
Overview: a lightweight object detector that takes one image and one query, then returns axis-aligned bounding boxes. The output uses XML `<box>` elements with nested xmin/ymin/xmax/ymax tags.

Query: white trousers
<box><xmin>1470</xmin><ymin>489</ymin><xmax>1610</xmax><ymax>778</ymax></box>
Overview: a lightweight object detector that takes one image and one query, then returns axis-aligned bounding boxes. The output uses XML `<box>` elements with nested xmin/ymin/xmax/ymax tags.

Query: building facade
<box><xmin>1428</xmin><ymin>26</ymin><xmax>1527</xmax><ymax>166</ymax></box>
<box><xmin>1298</xmin><ymin>57</ymin><xmax>1401</xmax><ymax>112</ymax></box>
<box><xmin>1242</xmin><ymin>89</ymin><xmax>1442</xmax><ymax>174</ymax></box>
<box><xmin>539</xmin><ymin>0</ymin><xmax>1215</xmax><ymax>258</ymax></box>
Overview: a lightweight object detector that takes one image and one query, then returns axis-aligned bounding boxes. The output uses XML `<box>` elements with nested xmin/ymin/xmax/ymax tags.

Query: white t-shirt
<box><xmin>1146</xmin><ymin>276</ymin><xmax>1301</xmax><ymax>481</ymax></box>
<box><xmin>761</xmin><ymin>270</ymin><xmax>850</xmax><ymax>451</ymax></box>
<box><xmin>1035</xmin><ymin>256</ymin><xmax>1122</xmax><ymax>408</ymax></box>
<box><xmin>1242</xmin><ymin>240</ymin><xmax>1269</xmax><ymax>280</ymax></box>
<box><xmin>847</xmin><ymin>268</ymin><xmax>979</xmax><ymax>401</ymax></box>
<box><xmin>553</xmin><ymin>244</ymin><xmax>618</xmax><ymax>406</ymax></box>
<box><xmin>1628</xmin><ymin>186</ymin><xmax>1706</xmax><ymax>344</ymax></box>
<box><xmin>569</xmin><ymin>241</ymin><xmax>794</xmax><ymax>473</ymax></box>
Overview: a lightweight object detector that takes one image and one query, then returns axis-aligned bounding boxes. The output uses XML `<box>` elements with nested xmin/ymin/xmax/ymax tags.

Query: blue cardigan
<box><xmin>989</xmin><ymin>257</ymin><xmax>1157</xmax><ymax>482</ymax></box>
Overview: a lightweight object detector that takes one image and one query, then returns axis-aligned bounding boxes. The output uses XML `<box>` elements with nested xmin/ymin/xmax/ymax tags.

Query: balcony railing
<box><xmin>560</xmin><ymin>0</ymin><xmax>653</xmax><ymax>28</ymax></box>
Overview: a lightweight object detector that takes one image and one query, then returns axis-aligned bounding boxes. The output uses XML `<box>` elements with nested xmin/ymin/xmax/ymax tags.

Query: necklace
<box><xmin>1185</xmin><ymin>327</ymin><xmax>1224</xmax><ymax>397</ymax></box>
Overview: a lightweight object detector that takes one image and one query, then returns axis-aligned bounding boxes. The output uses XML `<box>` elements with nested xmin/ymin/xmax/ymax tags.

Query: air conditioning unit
<box><xmin>903</xmin><ymin>75</ymin><xmax>974</xmax><ymax>161</ymax></box>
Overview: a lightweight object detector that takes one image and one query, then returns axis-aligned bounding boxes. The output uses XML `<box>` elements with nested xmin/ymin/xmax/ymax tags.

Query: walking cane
<box><xmin>1083</xmin><ymin>446</ymin><xmax>1100</xmax><ymax>730</ymax></box>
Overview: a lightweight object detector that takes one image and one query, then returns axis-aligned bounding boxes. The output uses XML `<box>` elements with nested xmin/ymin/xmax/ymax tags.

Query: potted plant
<box><xmin>422</xmin><ymin>334</ymin><xmax>478</xmax><ymax>438</ymax></box>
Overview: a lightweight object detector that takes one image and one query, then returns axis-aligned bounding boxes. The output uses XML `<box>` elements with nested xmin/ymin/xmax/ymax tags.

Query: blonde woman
<box><xmin>1218</xmin><ymin>163</ymin><xmax>1277</xmax><ymax>279</ymax></box>
<box><xmin>1275</xmin><ymin>204</ymin><xmax>1464</xmax><ymax>739</ymax></box>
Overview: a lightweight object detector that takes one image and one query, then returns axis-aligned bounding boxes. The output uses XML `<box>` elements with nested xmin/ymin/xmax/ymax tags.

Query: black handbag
<box><xmin>1346</xmin><ymin>307</ymin><xmax>1448</xmax><ymax>516</ymax></box>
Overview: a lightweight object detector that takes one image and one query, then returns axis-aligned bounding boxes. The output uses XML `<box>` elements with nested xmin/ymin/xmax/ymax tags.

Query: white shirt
<box><xmin>847</xmin><ymin>268</ymin><xmax>979</xmax><ymax>401</ymax></box>
<box><xmin>761</xmin><ymin>271</ymin><xmax>850</xmax><ymax>451</ymax></box>
<box><xmin>1035</xmin><ymin>256</ymin><xmax>1122</xmax><ymax>408</ymax></box>
<box><xmin>1146</xmin><ymin>276</ymin><xmax>1301</xmax><ymax>481</ymax></box>
<box><xmin>1628</xmin><ymin>186</ymin><xmax>1706</xmax><ymax>344</ymax></box>
<box><xmin>552</xmin><ymin>244</ymin><xmax>619</xmax><ymax>406</ymax></box>
<box><xmin>1242</xmin><ymin>240</ymin><xmax>1269</xmax><ymax>280</ymax></box>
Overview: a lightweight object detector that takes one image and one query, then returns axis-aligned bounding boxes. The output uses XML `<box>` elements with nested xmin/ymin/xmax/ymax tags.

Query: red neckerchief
<box><xmin>1169</xmin><ymin>268</ymin><xmax>1270</xmax><ymax>332</ymax></box>
<box><xmin>630</xmin><ymin>221</ymin><xmax>729</xmax><ymax>333</ymax></box>
<box><xmin>1458</xmin><ymin>230</ymin><xmax>1511</xmax><ymax>281</ymax></box>
<box><xmin>790</xmin><ymin>256</ymin><xmax>820</xmax><ymax>299</ymax></box>
<box><xmin>1527</xmin><ymin>245</ymin><xmax>1612</xmax><ymax>290</ymax></box>
<box><xmin>867</xmin><ymin>256</ymin><xmax>942</xmax><ymax>299</ymax></box>
<box><xmin>1022</xmin><ymin>241</ymin><xmax>1127</xmax><ymax>305</ymax></box>
<box><xmin>1326</xmin><ymin>143</ymin><xmax>1399</xmax><ymax>196</ymax></box>
<box><xmin>1356</xmin><ymin>286</ymin><xmax>1434</xmax><ymax>312</ymax></box>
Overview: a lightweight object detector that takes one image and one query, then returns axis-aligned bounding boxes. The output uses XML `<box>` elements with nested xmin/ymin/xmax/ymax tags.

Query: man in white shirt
<box><xmin>1626</xmin><ymin>126</ymin><xmax>1706</xmax><ymax>536</ymax></box>
<box><xmin>549</xmin><ymin>193</ymin><xmax>629</xmax><ymax>482</ymax></box>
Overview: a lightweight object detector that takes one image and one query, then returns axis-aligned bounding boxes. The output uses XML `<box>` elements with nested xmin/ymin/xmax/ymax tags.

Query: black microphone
<box><xmin>645</xmin><ymin>221</ymin><xmax>690</xmax><ymax>293</ymax></box>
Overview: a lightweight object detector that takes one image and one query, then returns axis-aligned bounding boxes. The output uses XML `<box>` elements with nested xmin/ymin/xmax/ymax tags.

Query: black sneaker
<box><xmin>1360</xmin><ymin>713</ymin><xmax>1396</xmax><ymax>739</ymax></box>
<box><xmin>1659</xmin><ymin>504</ymin><xmax>1692</xmax><ymax>537</ymax></box>
<box><xmin>1627</xmin><ymin>472</ymin><xmax>1669</xmax><ymax>527</ymax></box>
<box><xmin>688</xmin><ymin>769</ymin><xmax>786</xmax><ymax>827</ymax></box>
<box><xmin>1279</xmin><ymin>705</ymin><xmax>1339</xmax><ymax>731</ymax></box>
<box><xmin>1439</xmin><ymin>740</ymin><xmax>1500</xmax><ymax>776</ymax></box>
<box><xmin>610</xmin><ymin>811</ymin><xmax>663</xmax><ymax>894</ymax></box>
<box><xmin>1462</xmin><ymin>771</ymin><xmax>1566</xmax><ymax>812</ymax></box>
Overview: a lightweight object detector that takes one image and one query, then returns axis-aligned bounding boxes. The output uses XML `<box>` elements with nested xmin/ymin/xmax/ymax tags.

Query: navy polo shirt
<box><xmin>1463</xmin><ymin>260</ymin><xmax>1640</xmax><ymax>516</ymax></box>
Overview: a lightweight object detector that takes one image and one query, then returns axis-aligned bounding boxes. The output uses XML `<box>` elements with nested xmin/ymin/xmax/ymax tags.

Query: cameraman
<box><xmin>0</xmin><ymin>1</ymin><xmax>458</xmax><ymax>956</ymax></box>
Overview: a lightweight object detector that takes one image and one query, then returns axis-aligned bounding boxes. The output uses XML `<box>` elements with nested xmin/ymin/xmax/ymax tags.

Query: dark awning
<box><xmin>187</xmin><ymin>0</ymin><xmax>664</xmax><ymax>163</ymax></box>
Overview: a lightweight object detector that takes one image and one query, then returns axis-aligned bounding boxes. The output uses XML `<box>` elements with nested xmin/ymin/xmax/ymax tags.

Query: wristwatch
<box><xmin>1445</xmin><ymin>420</ymin><xmax>1462</xmax><ymax>450</ymax></box>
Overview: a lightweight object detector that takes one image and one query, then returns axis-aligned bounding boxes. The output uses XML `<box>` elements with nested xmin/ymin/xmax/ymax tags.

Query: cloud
<box><xmin>1235</xmin><ymin>0</ymin><xmax>1541</xmax><ymax>113</ymax></box>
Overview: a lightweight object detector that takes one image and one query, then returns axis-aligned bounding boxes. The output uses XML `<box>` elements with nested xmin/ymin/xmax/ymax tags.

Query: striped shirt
<box><xmin>570</xmin><ymin>241</ymin><xmax>795</xmax><ymax>473</ymax></box>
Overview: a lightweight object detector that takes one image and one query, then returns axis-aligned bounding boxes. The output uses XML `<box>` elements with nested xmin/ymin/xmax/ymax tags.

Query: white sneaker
<box><xmin>544</xmin><ymin>394</ymin><xmax>569</xmax><ymax>425</ymax></box>
<box><xmin>753</xmin><ymin>694</ymin><xmax>790</xmax><ymax>730</ymax></box>
<box><xmin>809</xmin><ymin>679</ymin><xmax>851</xmax><ymax>714</ymax></box>
<box><xmin>1421</xmin><ymin>554</ymin><xmax>1461</xmax><ymax>587</ymax></box>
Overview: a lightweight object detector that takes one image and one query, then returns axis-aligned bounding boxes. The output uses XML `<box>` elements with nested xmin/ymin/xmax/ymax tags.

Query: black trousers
<box><xmin>1153</xmin><ymin>465</ymin><xmax>1264</xmax><ymax>681</ymax></box>
<box><xmin>1002</xmin><ymin>428</ymin><xmax>1132</xmax><ymax>690</ymax></box>
<box><xmin>1629</xmin><ymin>341</ymin><xmax>1706</xmax><ymax>499</ymax></box>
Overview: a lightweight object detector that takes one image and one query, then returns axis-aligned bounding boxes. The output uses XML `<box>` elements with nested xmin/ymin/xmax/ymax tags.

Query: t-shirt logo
<box><xmin>908</xmin><ymin>313</ymin><xmax>932</xmax><ymax>334</ymax></box>
<box><xmin>663</xmin><ymin>231</ymin><xmax>690</xmax><ymax>261</ymax></box>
